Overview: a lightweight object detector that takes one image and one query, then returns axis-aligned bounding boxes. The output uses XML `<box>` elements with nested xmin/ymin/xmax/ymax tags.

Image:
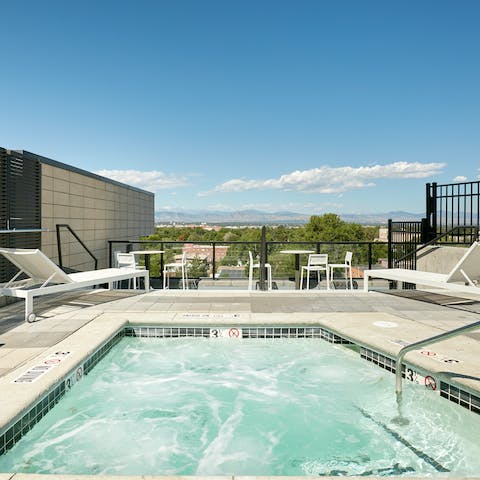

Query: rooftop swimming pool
<box><xmin>0</xmin><ymin>331</ymin><xmax>479</xmax><ymax>476</ymax></box>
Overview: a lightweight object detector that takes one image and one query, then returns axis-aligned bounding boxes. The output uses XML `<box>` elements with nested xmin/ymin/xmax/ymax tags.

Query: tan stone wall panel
<box><xmin>70</xmin><ymin>183</ymin><xmax>84</xmax><ymax>196</ymax></box>
<box><xmin>41</xmin><ymin>163</ymin><xmax>154</xmax><ymax>270</ymax></box>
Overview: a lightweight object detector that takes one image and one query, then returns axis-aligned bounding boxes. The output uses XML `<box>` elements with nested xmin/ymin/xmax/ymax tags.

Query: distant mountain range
<box><xmin>155</xmin><ymin>209</ymin><xmax>423</xmax><ymax>225</ymax></box>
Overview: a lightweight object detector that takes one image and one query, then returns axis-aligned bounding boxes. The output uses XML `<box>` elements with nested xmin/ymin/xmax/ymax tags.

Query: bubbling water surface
<box><xmin>0</xmin><ymin>337</ymin><xmax>479</xmax><ymax>476</ymax></box>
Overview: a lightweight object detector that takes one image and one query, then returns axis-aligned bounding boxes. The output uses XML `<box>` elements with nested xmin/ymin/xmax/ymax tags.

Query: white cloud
<box><xmin>202</xmin><ymin>161</ymin><xmax>445</xmax><ymax>195</ymax></box>
<box><xmin>453</xmin><ymin>175</ymin><xmax>467</xmax><ymax>182</ymax></box>
<box><xmin>95</xmin><ymin>169</ymin><xmax>189</xmax><ymax>192</ymax></box>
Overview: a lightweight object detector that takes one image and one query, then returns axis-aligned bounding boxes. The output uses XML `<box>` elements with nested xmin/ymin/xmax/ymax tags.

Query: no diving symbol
<box><xmin>228</xmin><ymin>328</ymin><xmax>240</xmax><ymax>338</ymax></box>
<box><xmin>420</xmin><ymin>350</ymin><xmax>437</xmax><ymax>357</ymax></box>
<box><xmin>44</xmin><ymin>358</ymin><xmax>61</xmax><ymax>365</ymax></box>
<box><xmin>425</xmin><ymin>375</ymin><xmax>437</xmax><ymax>390</ymax></box>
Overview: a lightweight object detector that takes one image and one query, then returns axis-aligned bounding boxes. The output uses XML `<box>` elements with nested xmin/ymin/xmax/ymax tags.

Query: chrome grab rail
<box><xmin>396</xmin><ymin>319</ymin><xmax>480</xmax><ymax>402</ymax></box>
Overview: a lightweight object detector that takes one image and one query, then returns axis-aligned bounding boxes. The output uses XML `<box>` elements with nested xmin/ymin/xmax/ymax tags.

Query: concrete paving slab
<box><xmin>0</xmin><ymin>332</ymin><xmax>72</xmax><ymax>348</ymax></box>
<box><xmin>0</xmin><ymin>348</ymin><xmax>44</xmax><ymax>368</ymax></box>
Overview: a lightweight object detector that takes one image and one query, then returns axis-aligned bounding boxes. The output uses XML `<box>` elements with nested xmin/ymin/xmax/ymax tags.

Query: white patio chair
<box><xmin>115</xmin><ymin>252</ymin><xmax>145</xmax><ymax>289</ymax></box>
<box><xmin>329</xmin><ymin>251</ymin><xmax>353</xmax><ymax>290</ymax></box>
<box><xmin>248</xmin><ymin>251</ymin><xmax>272</xmax><ymax>291</ymax></box>
<box><xmin>301</xmin><ymin>253</ymin><xmax>330</xmax><ymax>290</ymax></box>
<box><xmin>0</xmin><ymin>248</ymin><xmax>149</xmax><ymax>322</ymax></box>
<box><xmin>163</xmin><ymin>252</ymin><xmax>189</xmax><ymax>290</ymax></box>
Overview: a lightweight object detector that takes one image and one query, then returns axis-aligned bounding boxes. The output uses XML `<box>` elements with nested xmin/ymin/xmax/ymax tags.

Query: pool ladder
<box><xmin>395</xmin><ymin>318</ymin><xmax>480</xmax><ymax>402</ymax></box>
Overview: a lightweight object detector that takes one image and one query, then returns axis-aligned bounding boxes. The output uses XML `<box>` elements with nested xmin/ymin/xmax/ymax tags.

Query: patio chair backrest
<box><xmin>345</xmin><ymin>251</ymin><xmax>353</xmax><ymax>264</ymax></box>
<box><xmin>116</xmin><ymin>252</ymin><xmax>137</xmax><ymax>269</ymax></box>
<box><xmin>0</xmin><ymin>248</ymin><xmax>72</xmax><ymax>285</ymax></box>
<box><xmin>445</xmin><ymin>241</ymin><xmax>480</xmax><ymax>283</ymax></box>
<box><xmin>308</xmin><ymin>254</ymin><xmax>328</xmax><ymax>266</ymax></box>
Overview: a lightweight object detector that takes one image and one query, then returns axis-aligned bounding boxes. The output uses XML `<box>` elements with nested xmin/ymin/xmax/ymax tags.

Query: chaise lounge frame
<box><xmin>363</xmin><ymin>241</ymin><xmax>480</xmax><ymax>295</ymax></box>
<box><xmin>0</xmin><ymin>248</ymin><xmax>150</xmax><ymax>322</ymax></box>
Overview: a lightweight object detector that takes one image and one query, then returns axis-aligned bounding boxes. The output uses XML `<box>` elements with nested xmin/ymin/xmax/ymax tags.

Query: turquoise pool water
<box><xmin>1</xmin><ymin>337</ymin><xmax>479</xmax><ymax>476</ymax></box>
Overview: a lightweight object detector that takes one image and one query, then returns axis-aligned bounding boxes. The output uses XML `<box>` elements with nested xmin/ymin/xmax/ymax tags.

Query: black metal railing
<box><xmin>427</xmin><ymin>181</ymin><xmax>480</xmax><ymax>237</ymax></box>
<box><xmin>389</xmin><ymin>221</ymin><xmax>479</xmax><ymax>271</ymax></box>
<box><xmin>384</xmin><ymin>224</ymin><xmax>478</xmax><ymax>291</ymax></box>
<box><xmin>56</xmin><ymin>224</ymin><xmax>98</xmax><ymax>271</ymax></box>
<box><xmin>394</xmin><ymin>225</ymin><xmax>479</xmax><ymax>267</ymax></box>
<box><xmin>108</xmin><ymin>237</ymin><xmax>387</xmax><ymax>290</ymax></box>
<box><xmin>387</xmin><ymin>180</ymin><xmax>480</xmax><ymax>273</ymax></box>
<box><xmin>388</xmin><ymin>218</ymin><xmax>428</xmax><ymax>270</ymax></box>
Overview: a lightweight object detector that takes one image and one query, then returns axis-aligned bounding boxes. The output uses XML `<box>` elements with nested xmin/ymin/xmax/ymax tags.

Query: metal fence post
<box><xmin>387</xmin><ymin>219</ymin><xmax>393</xmax><ymax>269</ymax></box>
<box><xmin>426</xmin><ymin>182</ymin><xmax>438</xmax><ymax>241</ymax></box>
<box><xmin>108</xmin><ymin>241</ymin><xmax>112</xmax><ymax>268</ymax></box>
<box><xmin>421</xmin><ymin>218</ymin><xmax>429</xmax><ymax>244</ymax></box>
<box><xmin>259</xmin><ymin>226</ymin><xmax>267</xmax><ymax>291</ymax></box>
<box><xmin>160</xmin><ymin>242</ymin><xmax>164</xmax><ymax>287</ymax></box>
<box><xmin>212</xmin><ymin>242</ymin><xmax>216</xmax><ymax>281</ymax></box>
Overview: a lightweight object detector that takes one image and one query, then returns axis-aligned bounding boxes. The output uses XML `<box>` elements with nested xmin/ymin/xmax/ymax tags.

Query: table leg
<box><xmin>142</xmin><ymin>254</ymin><xmax>153</xmax><ymax>290</ymax></box>
<box><xmin>294</xmin><ymin>254</ymin><xmax>301</xmax><ymax>289</ymax></box>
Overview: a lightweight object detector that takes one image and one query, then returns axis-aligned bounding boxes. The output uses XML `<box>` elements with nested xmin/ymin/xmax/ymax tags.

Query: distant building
<box><xmin>182</xmin><ymin>243</ymin><xmax>229</xmax><ymax>264</ymax></box>
<box><xmin>375</xmin><ymin>227</ymin><xmax>388</xmax><ymax>242</ymax></box>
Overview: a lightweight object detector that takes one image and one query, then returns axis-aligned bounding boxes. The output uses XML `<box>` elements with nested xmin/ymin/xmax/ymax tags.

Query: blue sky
<box><xmin>1</xmin><ymin>0</ymin><xmax>479</xmax><ymax>214</ymax></box>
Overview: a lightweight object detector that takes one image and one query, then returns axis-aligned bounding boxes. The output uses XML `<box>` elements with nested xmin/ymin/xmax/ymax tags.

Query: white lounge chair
<box><xmin>363</xmin><ymin>241</ymin><xmax>480</xmax><ymax>294</ymax></box>
<box><xmin>0</xmin><ymin>248</ymin><xmax>150</xmax><ymax>322</ymax></box>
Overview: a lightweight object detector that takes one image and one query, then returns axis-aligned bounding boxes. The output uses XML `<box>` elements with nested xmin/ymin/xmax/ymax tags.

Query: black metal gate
<box><xmin>388</xmin><ymin>180</ymin><xmax>480</xmax><ymax>273</ymax></box>
<box><xmin>388</xmin><ymin>219</ymin><xmax>428</xmax><ymax>269</ymax></box>
<box><xmin>0</xmin><ymin>148</ymin><xmax>42</xmax><ymax>283</ymax></box>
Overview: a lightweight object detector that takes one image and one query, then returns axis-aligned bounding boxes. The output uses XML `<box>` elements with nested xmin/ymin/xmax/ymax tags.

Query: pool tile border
<box><xmin>440</xmin><ymin>381</ymin><xmax>480</xmax><ymax>414</ymax></box>
<box><xmin>0</xmin><ymin>330</ymin><xmax>124</xmax><ymax>456</ymax></box>
<box><xmin>361</xmin><ymin>347</ymin><xmax>397</xmax><ymax>373</ymax></box>
<box><xmin>124</xmin><ymin>325</ymin><xmax>354</xmax><ymax>343</ymax></box>
<box><xmin>0</xmin><ymin>382</ymin><xmax>65</xmax><ymax>455</ymax></box>
<box><xmin>83</xmin><ymin>330</ymin><xmax>124</xmax><ymax>375</ymax></box>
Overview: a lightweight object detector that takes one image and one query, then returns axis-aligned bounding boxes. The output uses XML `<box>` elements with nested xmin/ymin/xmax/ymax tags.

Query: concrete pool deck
<box><xmin>0</xmin><ymin>288</ymin><xmax>480</xmax><ymax>479</ymax></box>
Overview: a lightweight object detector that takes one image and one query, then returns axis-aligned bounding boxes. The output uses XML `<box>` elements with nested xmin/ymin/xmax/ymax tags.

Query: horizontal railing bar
<box><xmin>108</xmin><ymin>240</ymin><xmax>387</xmax><ymax>246</ymax></box>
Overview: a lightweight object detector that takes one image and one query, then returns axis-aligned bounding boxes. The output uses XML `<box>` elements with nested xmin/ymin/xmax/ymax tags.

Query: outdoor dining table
<box><xmin>280</xmin><ymin>249</ymin><xmax>314</xmax><ymax>289</ymax></box>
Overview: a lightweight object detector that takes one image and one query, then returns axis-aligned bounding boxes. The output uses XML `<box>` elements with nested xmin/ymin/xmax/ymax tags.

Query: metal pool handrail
<box><xmin>395</xmin><ymin>318</ymin><xmax>480</xmax><ymax>402</ymax></box>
